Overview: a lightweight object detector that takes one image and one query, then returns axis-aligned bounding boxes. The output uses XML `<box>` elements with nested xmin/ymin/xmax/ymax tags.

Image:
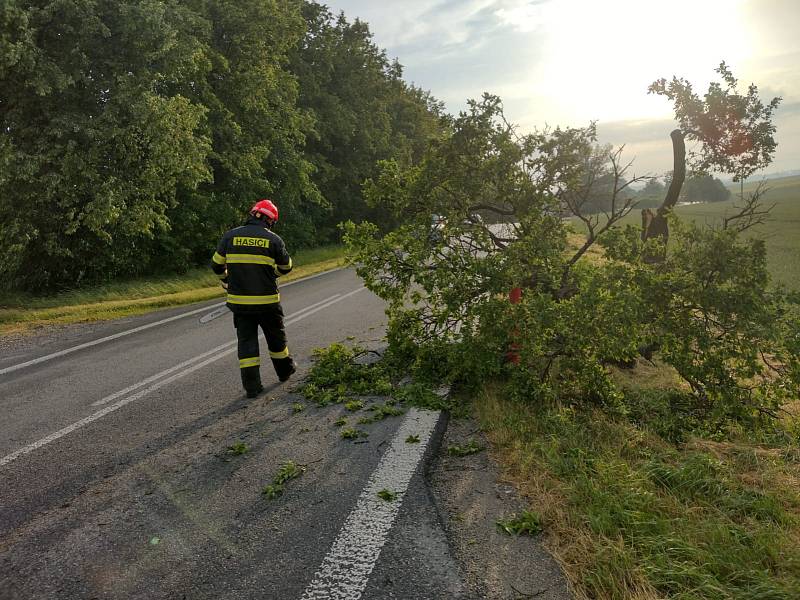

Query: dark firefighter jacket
<box><xmin>211</xmin><ymin>217</ymin><xmax>293</xmax><ymax>312</ymax></box>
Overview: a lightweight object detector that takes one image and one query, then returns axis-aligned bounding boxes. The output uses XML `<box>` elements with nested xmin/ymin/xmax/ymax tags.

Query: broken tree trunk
<box><xmin>641</xmin><ymin>129</ymin><xmax>686</xmax><ymax>261</ymax></box>
<box><xmin>635</xmin><ymin>129</ymin><xmax>687</xmax><ymax>363</ymax></box>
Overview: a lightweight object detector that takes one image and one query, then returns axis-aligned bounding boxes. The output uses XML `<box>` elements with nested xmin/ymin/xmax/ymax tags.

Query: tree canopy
<box><xmin>344</xmin><ymin>80</ymin><xmax>799</xmax><ymax>432</ymax></box>
<box><xmin>0</xmin><ymin>0</ymin><xmax>444</xmax><ymax>291</ymax></box>
<box><xmin>681</xmin><ymin>173</ymin><xmax>731</xmax><ymax>203</ymax></box>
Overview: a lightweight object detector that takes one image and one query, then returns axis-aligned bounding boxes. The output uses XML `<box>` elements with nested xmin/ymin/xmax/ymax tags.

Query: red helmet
<box><xmin>249</xmin><ymin>199</ymin><xmax>279</xmax><ymax>223</ymax></box>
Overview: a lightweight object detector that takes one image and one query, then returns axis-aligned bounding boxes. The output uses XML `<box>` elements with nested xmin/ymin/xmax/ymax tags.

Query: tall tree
<box><xmin>289</xmin><ymin>2</ymin><xmax>444</xmax><ymax>238</ymax></box>
<box><xmin>0</xmin><ymin>0</ymin><xmax>212</xmax><ymax>289</ymax></box>
<box><xmin>164</xmin><ymin>0</ymin><xmax>322</xmax><ymax>263</ymax></box>
<box><xmin>643</xmin><ymin>63</ymin><xmax>781</xmax><ymax>247</ymax></box>
<box><xmin>0</xmin><ymin>0</ymin><xmax>444</xmax><ymax>291</ymax></box>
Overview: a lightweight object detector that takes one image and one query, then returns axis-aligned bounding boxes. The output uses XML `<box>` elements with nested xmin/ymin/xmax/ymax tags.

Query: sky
<box><xmin>323</xmin><ymin>0</ymin><xmax>800</xmax><ymax>178</ymax></box>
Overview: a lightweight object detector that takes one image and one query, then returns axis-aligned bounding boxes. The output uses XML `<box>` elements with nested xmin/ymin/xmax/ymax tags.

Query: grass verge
<box><xmin>475</xmin><ymin>373</ymin><xmax>800</xmax><ymax>599</ymax></box>
<box><xmin>0</xmin><ymin>245</ymin><xmax>345</xmax><ymax>336</ymax></box>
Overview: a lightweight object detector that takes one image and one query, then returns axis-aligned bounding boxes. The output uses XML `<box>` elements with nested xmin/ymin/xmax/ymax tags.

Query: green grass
<box><xmin>0</xmin><ymin>245</ymin><xmax>345</xmax><ymax>335</ymax></box>
<box><xmin>496</xmin><ymin>510</ymin><xmax>543</xmax><ymax>536</ymax></box>
<box><xmin>485</xmin><ymin>175</ymin><xmax>800</xmax><ymax>597</ymax></box>
<box><xmin>477</xmin><ymin>384</ymin><xmax>800</xmax><ymax>599</ymax></box>
<box><xmin>677</xmin><ymin>176</ymin><xmax>800</xmax><ymax>291</ymax></box>
<box><xmin>571</xmin><ymin>175</ymin><xmax>800</xmax><ymax>291</ymax></box>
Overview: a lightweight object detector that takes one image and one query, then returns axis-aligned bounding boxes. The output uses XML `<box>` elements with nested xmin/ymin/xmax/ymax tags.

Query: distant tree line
<box><xmin>578</xmin><ymin>171</ymin><xmax>732</xmax><ymax>213</ymax></box>
<box><xmin>634</xmin><ymin>173</ymin><xmax>731</xmax><ymax>208</ymax></box>
<box><xmin>0</xmin><ymin>0</ymin><xmax>444</xmax><ymax>291</ymax></box>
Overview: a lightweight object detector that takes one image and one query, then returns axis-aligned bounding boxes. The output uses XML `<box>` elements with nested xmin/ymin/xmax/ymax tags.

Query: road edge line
<box><xmin>0</xmin><ymin>285</ymin><xmax>363</xmax><ymax>468</ymax></box>
<box><xmin>0</xmin><ymin>267</ymin><xmax>347</xmax><ymax>377</ymax></box>
<box><xmin>299</xmin><ymin>407</ymin><xmax>445</xmax><ymax>600</ymax></box>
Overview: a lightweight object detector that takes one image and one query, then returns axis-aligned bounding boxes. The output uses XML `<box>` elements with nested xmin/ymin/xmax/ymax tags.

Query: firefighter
<box><xmin>211</xmin><ymin>199</ymin><xmax>296</xmax><ymax>397</ymax></box>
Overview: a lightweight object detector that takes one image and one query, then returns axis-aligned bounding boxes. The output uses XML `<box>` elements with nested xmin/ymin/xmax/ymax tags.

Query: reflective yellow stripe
<box><xmin>226</xmin><ymin>293</ymin><xmax>281</xmax><ymax>305</ymax></box>
<box><xmin>276</xmin><ymin>257</ymin><xmax>292</xmax><ymax>270</ymax></box>
<box><xmin>226</xmin><ymin>253</ymin><xmax>276</xmax><ymax>266</ymax></box>
<box><xmin>239</xmin><ymin>356</ymin><xmax>261</xmax><ymax>369</ymax></box>
<box><xmin>212</xmin><ymin>251</ymin><xmax>226</xmax><ymax>265</ymax></box>
<box><xmin>269</xmin><ymin>347</ymin><xmax>289</xmax><ymax>359</ymax></box>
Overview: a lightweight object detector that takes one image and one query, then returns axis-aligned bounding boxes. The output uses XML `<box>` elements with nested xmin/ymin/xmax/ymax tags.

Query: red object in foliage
<box><xmin>506</xmin><ymin>287</ymin><xmax>522</xmax><ymax>364</ymax></box>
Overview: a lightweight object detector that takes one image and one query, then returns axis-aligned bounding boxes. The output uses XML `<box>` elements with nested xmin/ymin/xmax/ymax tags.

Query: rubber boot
<box><xmin>276</xmin><ymin>357</ymin><xmax>297</xmax><ymax>382</ymax></box>
<box><xmin>240</xmin><ymin>366</ymin><xmax>264</xmax><ymax>398</ymax></box>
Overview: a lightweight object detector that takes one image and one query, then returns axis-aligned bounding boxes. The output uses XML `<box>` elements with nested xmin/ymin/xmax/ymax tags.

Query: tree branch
<box><xmin>723</xmin><ymin>181</ymin><xmax>774</xmax><ymax>232</ymax></box>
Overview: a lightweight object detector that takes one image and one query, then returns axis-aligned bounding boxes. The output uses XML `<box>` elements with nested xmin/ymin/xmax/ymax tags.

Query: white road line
<box><xmin>300</xmin><ymin>408</ymin><xmax>441</xmax><ymax>600</ymax></box>
<box><xmin>92</xmin><ymin>292</ymin><xmax>346</xmax><ymax>407</ymax></box>
<box><xmin>90</xmin><ymin>341</ymin><xmax>236</xmax><ymax>407</ymax></box>
<box><xmin>198</xmin><ymin>306</ymin><xmax>229</xmax><ymax>324</ymax></box>
<box><xmin>0</xmin><ymin>303</ymin><xmax>223</xmax><ymax>376</ymax></box>
<box><xmin>285</xmin><ymin>287</ymin><xmax>364</xmax><ymax>325</ymax></box>
<box><xmin>285</xmin><ymin>293</ymin><xmax>342</xmax><ymax>322</ymax></box>
<box><xmin>282</xmin><ymin>267</ymin><xmax>344</xmax><ymax>287</ymax></box>
<box><xmin>0</xmin><ymin>349</ymin><xmax>236</xmax><ymax>468</ymax></box>
<box><xmin>0</xmin><ymin>285</ymin><xmax>366</xmax><ymax>468</ymax></box>
<box><xmin>0</xmin><ymin>267</ymin><xmax>345</xmax><ymax>377</ymax></box>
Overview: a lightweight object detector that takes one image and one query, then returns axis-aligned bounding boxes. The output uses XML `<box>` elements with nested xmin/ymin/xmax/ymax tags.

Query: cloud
<box><xmin>325</xmin><ymin>0</ymin><xmax>800</xmax><ymax>174</ymax></box>
<box><xmin>596</xmin><ymin>118</ymin><xmax>677</xmax><ymax>145</ymax></box>
<box><xmin>494</xmin><ymin>0</ymin><xmax>552</xmax><ymax>33</ymax></box>
<box><xmin>327</xmin><ymin>0</ymin><xmax>551</xmax><ymax>115</ymax></box>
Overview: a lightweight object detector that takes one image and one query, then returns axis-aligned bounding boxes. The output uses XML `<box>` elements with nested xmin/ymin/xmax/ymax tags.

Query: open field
<box><xmin>572</xmin><ymin>175</ymin><xmax>800</xmax><ymax>291</ymax></box>
<box><xmin>0</xmin><ymin>245</ymin><xmax>345</xmax><ymax>336</ymax></box>
<box><xmin>678</xmin><ymin>176</ymin><xmax>800</xmax><ymax>291</ymax></box>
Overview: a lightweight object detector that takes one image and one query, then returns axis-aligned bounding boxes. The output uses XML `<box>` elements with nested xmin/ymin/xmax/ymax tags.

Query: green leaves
<box><xmin>496</xmin><ymin>510</ymin><xmax>543</xmax><ymax>536</ymax></box>
<box><xmin>227</xmin><ymin>441</ymin><xmax>250</xmax><ymax>456</ymax></box>
<box><xmin>0</xmin><ymin>1</ymin><xmax>441</xmax><ymax>291</ymax></box>
<box><xmin>340</xmin><ymin>428</ymin><xmax>368</xmax><ymax>440</ymax></box>
<box><xmin>345</xmin><ymin>81</ymin><xmax>798</xmax><ymax>435</ymax></box>
<box><xmin>344</xmin><ymin>400</ymin><xmax>364</xmax><ymax>412</ymax></box>
<box><xmin>0</xmin><ymin>0</ymin><xmax>217</xmax><ymax>290</ymax></box>
<box><xmin>447</xmin><ymin>440</ymin><xmax>485</xmax><ymax>457</ymax></box>
<box><xmin>289</xmin><ymin>3</ymin><xmax>443</xmax><ymax>237</ymax></box>
<box><xmin>377</xmin><ymin>489</ymin><xmax>398</xmax><ymax>502</ymax></box>
<box><xmin>300</xmin><ymin>343</ymin><xmax>394</xmax><ymax>406</ymax></box>
<box><xmin>649</xmin><ymin>62</ymin><xmax>781</xmax><ymax>182</ymax></box>
<box><xmin>262</xmin><ymin>461</ymin><xmax>306</xmax><ymax>500</ymax></box>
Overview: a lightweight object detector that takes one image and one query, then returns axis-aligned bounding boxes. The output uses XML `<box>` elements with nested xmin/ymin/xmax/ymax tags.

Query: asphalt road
<box><xmin>0</xmin><ymin>268</ymin><xmax>465</xmax><ymax>600</ymax></box>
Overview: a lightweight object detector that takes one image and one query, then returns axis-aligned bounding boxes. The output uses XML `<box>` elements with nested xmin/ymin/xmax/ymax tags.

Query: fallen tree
<box><xmin>343</xmin><ymin>68</ymin><xmax>799</xmax><ymax>432</ymax></box>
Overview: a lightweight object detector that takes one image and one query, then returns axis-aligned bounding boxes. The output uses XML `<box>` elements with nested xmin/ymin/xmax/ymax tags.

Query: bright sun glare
<box><xmin>534</xmin><ymin>0</ymin><xmax>752</xmax><ymax>123</ymax></box>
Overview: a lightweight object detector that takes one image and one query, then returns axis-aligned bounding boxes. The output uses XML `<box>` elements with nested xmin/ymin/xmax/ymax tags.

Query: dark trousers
<box><xmin>233</xmin><ymin>305</ymin><xmax>293</xmax><ymax>382</ymax></box>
